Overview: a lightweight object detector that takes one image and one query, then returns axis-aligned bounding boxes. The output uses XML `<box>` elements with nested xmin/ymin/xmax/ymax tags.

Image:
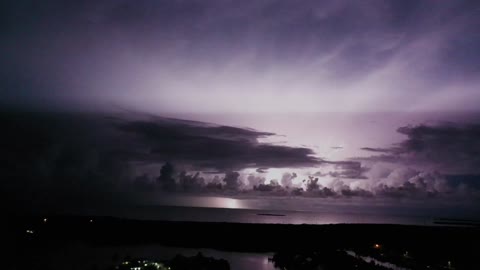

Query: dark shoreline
<box><xmin>8</xmin><ymin>215</ymin><xmax>480</xmax><ymax>249</ymax></box>
<box><xmin>7</xmin><ymin>215</ymin><xmax>480</xmax><ymax>269</ymax></box>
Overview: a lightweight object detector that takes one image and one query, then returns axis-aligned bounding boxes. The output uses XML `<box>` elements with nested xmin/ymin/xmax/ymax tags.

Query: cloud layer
<box><xmin>115</xmin><ymin>115</ymin><xmax>320</xmax><ymax>170</ymax></box>
<box><xmin>360</xmin><ymin>123</ymin><xmax>480</xmax><ymax>174</ymax></box>
<box><xmin>0</xmin><ymin>111</ymin><xmax>320</xmax><ymax>212</ymax></box>
<box><xmin>2</xmin><ymin>110</ymin><xmax>480</xmax><ymax>217</ymax></box>
<box><xmin>1</xmin><ymin>0</ymin><xmax>479</xmax><ymax>112</ymax></box>
<box><xmin>349</xmin><ymin>123</ymin><xmax>480</xmax><ymax>200</ymax></box>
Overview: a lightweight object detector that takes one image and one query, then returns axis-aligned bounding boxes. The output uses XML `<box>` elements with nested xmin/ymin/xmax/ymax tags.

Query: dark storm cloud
<box><xmin>360</xmin><ymin>147</ymin><xmax>391</xmax><ymax>153</ymax></box>
<box><xmin>3</xmin><ymin>111</ymin><xmax>320</xmax><ymax>172</ymax></box>
<box><xmin>396</xmin><ymin>124</ymin><xmax>480</xmax><ymax>173</ymax></box>
<box><xmin>445</xmin><ymin>174</ymin><xmax>480</xmax><ymax>190</ymax></box>
<box><xmin>339</xmin><ymin>123</ymin><xmax>480</xmax><ymax>200</ymax></box>
<box><xmin>178</xmin><ymin>171</ymin><xmax>205</xmax><ymax>192</ymax></box>
<box><xmin>0</xmin><ymin>111</ymin><xmax>321</xmax><ymax>211</ymax></box>
<box><xmin>5</xmin><ymin>111</ymin><xmax>477</xmax><ymax>206</ymax></box>
<box><xmin>358</xmin><ymin>123</ymin><xmax>480</xmax><ymax>174</ymax></box>
<box><xmin>222</xmin><ymin>171</ymin><xmax>242</xmax><ymax>190</ymax></box>
<box><xmin>115</xmin><ymin>116</ymin><xmax>320</xmax><ymax>170</ymax></box>
<box><xmin>0</xmin><ymin>112</ymin><xmax>133</xmax><ymax>212</ymax></box>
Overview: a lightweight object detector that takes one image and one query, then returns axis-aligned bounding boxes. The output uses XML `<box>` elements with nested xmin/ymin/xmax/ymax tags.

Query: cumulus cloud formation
<box><xmin>359</xmin><ymin>165</ymin><xmax>451</xmax><ymax>198</ymax></box>
<box><xmin>0</xmin><ymin>111</ymin><xmax>322</xmax><ymax>211</ymax></box>
<box><xmin>128</xmin><ymin>121</ymin><xmax>480</xmax><ymax>201</ymax></box>
<box><xmin>359</xmin><ymin>123</ymin><xmax>480</xmax><ymax>174</ymax></box>
<box><xmin>222</xmin><ymin>171</ymin><xmax>242</xmax><ymax>191</ymax></box>
<box><xmin>3</xmin><ymin>110</ymin><xmax>480</xmax><ymax>216</ymax></box>
<box><xmin>326</xmin><ymin>161</ymin><xmax>369</xmax><ymax>179</ymax></box>
<box><xmin>349</xmin><ymin>123</ymin><xmax>480</xmax><ymax>199</ymax></box>
<box><xmin>280</xmin><ymin>173</ymin><xmax>297</xmax><ymax>188</ymax></box>
<box><xmin>247</xmin><ymin>174</ymin><xmax>266</xmax><ymax>187</ymax></box>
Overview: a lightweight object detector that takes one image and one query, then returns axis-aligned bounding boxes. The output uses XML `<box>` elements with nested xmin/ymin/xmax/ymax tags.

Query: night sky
<box><xmin>2</xmin><ymin>0</ymin><xmax>480</xmax><ymax>219</ymax></box>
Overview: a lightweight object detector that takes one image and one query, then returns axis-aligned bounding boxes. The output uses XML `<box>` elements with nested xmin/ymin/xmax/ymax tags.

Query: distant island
<box><xmin>256</xmin><ymin>213</ymin><xmax>286</xmax><ymax>217</ymax></box>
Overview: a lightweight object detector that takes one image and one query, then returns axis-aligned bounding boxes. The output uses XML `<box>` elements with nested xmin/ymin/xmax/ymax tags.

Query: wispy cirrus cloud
<box><xmin>1</xmin><ymin>0</ymin><xmax>479</xmax><ymax>113</ymax></box>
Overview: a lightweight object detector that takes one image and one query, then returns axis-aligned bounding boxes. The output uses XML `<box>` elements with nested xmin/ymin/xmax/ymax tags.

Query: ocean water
<box><xmin>86</xmin><ymin>204</ymin><xmax>434</xmax><ymax>226</ymax></box>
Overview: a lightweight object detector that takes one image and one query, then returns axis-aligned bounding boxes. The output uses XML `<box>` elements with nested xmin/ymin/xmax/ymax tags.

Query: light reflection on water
<box><xmin>129</xmin><ymin>195</ymin><xmax>475</xmax><ymax>226</ymax></box>
<box><xmin>73</xmin><ymin>195</ymin><xmax>480</xmax><ymax>226</ymax></box>
<box><xmin>211</xmin><ymin>197</ymin><xmax>243</xmax><ymax>209</ymax></box>
<box><xmin>153</xmin><ymin>195</ymin><xmax>247</xmax><ymax>209</ymax></box>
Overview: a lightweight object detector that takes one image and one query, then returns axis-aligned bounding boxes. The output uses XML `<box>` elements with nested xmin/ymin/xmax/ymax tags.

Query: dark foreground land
<box><xmin>6</xmin><ymin>215</ymin><xmax>480</xmax><ymax>270</ymax></box>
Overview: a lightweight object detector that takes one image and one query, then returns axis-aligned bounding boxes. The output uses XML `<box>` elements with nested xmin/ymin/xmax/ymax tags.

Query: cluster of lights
<box><xmin>118</xmin><ymin>260</ymin><xmax>169</xmax><ymax>270</ymax></box>
<box><xmin>362</xmin><ymin>243</ymin><xmax>455</xmax><ymax>269</ymax></box>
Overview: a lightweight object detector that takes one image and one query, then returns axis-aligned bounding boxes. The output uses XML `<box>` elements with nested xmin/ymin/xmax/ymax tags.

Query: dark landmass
<box><xmin>107</xmin><ymin>254</ymin><xmax>230</xmax><ymax>270</ymax></box>
<box><xmin>256</xmin><ymin>213</ymin><xmax>286</xmax><ymax>217</ymax></box>
<box><xmin>6</xmin><ymin>215</ymin><xmax>480</xmax><ymax>269</ymax></box>
<box><xmin>433</xmin><ymin>218</ymin><xmax>480</xmax><ymax>227</ymax></box>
